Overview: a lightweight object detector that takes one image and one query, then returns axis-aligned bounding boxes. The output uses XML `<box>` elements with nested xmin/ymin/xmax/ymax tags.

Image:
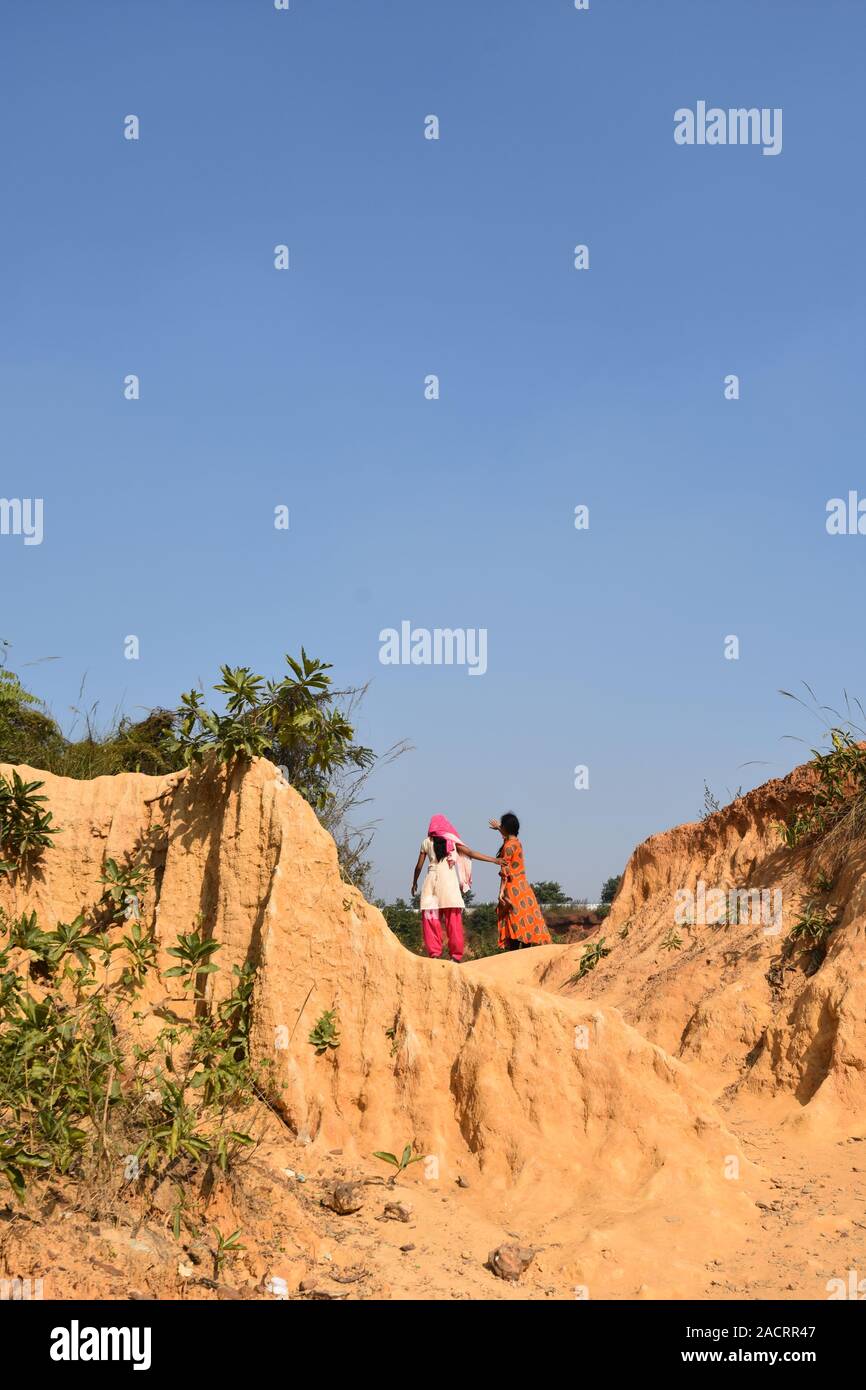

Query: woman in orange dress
<box><xmin>490</xmin><ymin>812</ymin><xmax>553</xmax><ymax>951</ymax></box>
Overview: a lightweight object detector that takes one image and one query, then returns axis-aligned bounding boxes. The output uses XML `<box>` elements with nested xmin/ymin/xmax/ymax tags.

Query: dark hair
<box><xmin>431</xmin><ymin>835</ymin><xmax>448</xmax><ymax>862</ymax></box>
<box><xmin>500</xmin><ymin>812</ymin><xmax>520</xmax><ymax>837</ymax></box>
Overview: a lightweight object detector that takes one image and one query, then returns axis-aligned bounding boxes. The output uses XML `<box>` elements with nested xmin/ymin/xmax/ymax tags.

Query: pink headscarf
<box><xmin>428</xmin><ymin>814</ymin><xmax>472</xmax><ymax>892</ymax></box>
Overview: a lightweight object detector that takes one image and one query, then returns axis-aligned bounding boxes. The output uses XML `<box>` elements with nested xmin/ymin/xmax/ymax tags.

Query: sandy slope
<box><xmin>2</xmin><ymin>757</ymin><xmax>864</xmax><ymax>1300</ymax></box>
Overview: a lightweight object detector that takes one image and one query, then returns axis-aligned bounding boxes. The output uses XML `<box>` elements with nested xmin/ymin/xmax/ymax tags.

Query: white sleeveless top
<box><xmin>418</xmin><ymin>837</ymin><xmax>464</xmax><ymax>911</ymax></box>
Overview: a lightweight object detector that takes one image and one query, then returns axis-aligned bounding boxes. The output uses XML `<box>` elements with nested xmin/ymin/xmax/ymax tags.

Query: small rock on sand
<box><xmin>381</xmin><ymin>1202</ymin><xmax>412</xmax><ymax>1223</ymax></box>
<box><xmin>321</xmin><ymin>1182</ymin><xmax>365</xmax><ymax>1215</ymax></box>
<box><xmin>488</xmin><ymin>1243</ymin><xmax>535</xmax><ymax>1282</ymax></box>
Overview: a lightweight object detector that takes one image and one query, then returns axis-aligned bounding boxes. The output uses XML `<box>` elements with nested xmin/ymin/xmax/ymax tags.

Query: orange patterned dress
<box><xmin>497</xmin><ymin>838</ymin><xmax>552</xmax><ymax>949</ymax></box>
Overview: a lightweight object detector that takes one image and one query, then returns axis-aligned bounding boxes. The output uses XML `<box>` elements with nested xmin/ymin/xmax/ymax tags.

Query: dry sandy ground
<box><xmin>266</xmin><ymin>1103</ymin><xmax>866</xmax><ymax>1301</ymax></box>
<box><xmin>706</xmin><ymin>1102</ymin><xmax>866</xmax><ymax>1301</ymax></box>
<box><xmin>4</xmin><ymin>758</ymin><xmax>865</xmax><ymax>1302</ymax></box>
<box><xmin>5</xmin><ymin>952</ymin><xmax>864</xmax><ymax>1303</ymax></box>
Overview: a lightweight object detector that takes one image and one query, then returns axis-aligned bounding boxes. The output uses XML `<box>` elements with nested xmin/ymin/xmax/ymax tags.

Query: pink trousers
<box><xmin>422</xmin><ymin>908</ymin><xmax>464</xmax><ymax>962</ymax></box>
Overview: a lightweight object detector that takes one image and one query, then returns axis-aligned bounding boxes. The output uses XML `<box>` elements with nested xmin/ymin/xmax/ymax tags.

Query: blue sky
<box><xmin>2</xmin><ymin>0</ymin><xmax>864</xmax><ymax>900</ymax></box>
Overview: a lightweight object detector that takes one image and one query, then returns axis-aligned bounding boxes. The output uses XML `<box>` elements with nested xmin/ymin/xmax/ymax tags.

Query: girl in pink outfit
<box><xmin>411</xmin><ymin>816</ymin><xmax>501</xmax><ymax>963</ymax></box>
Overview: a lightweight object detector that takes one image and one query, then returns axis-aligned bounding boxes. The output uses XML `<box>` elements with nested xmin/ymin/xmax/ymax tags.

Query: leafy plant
<box><xmin>119</xmin><ymin>921</ymin><xmax>158</xmax><ymax>991</ymax></box>
<box><xmin>0</xmin><ymin>772</ymin><xmax>57</xmax><ymax>873</ymax></box>
<box><xmin>569</xmin><ymin>937</ymin><xmax>611</xmax><ymax>982</ymax></box>
<box><xmin>5</xmin><ymin>909</ymin><xmax>54</xmax><ymax>960</ymax></box>
<box><xmin>213</xmin><ymin>1227</ymin><xmax>246</xmax><ymax>1278</ymax></box>
<box><xmin>98</xmin><ymin>858</ymin><xmax>150</xmax><ymax>925</ymax></box>
<box><xmin>0</xmin><ymin>648</ymin><xmax>404</xmax><ymax>896</ymax></box>
<box><xmin>789</xmin><ymin>902</ymin><xmax>837</xmax><ymax>947</ymax></box>
<box><xmin>777</xmin><ymin>813</ymin><xmax>808</xmax><ymax>849</ymax></box>
<box><xmin>164</xmin><ymin>652</ymin><xmax>374</xmax><ymax>804</ymax></box>
<box><xmin>45</xmin><ymin>916</ymin><xmax>106</xmax><ymax>973</ymax></box>
<box><xmin>217</xmin><ymin>962</ymin><xmax>256</xmax><ymax>1034</ymax></box>
<box><xmin>660</xmin><ymin>928</ymin><xmax>683</xmax><ymax>952</ymax></box>
<box><xmin>308</xmin><ymin>1009</ymin><xmax>340</xmax><ymax>1055</ymax></box>
<box><xmin>372</xmin><ymin>1143</ymin><xmax>423</xmax><ymax>1184</ymax></box>
<box><xmin>190</xmin><ymin>997</ymin><xmax>255</xmax><ymax>1108</ymax></box>
<box><xmin>778</xmin><ymin>689</ymin><xmax>866</xmax><ymax>853</ymax></box>
<box><xmin>0</xmin><ymin>870</ymin><xmax>264</xmax><ymax>1209</ymax></box>
<box><xmin>135</xmin><ymin>1079</ymin><xmax>211</xmax><ymax>1169</ymax></box>
<box><xmin>164</xmin><ymin>930</ymin><xmax>221</xmax><ymax>992</ymax></box>
<box><xmin>0</xmin><ymin>1133</ymin><xmax>50</xmax><ymax>1201</ymax></box>
<box><xmin>0</xmin><ymin>985</ymin><xmax>121</xmax><ymax>1194</ymax></box>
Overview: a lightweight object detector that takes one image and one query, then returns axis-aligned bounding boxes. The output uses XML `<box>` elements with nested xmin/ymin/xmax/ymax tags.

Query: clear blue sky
<box><xmin>2</xmin><ymin>1</ymin><xmax>864</xmax><ymax>901</ymax></box>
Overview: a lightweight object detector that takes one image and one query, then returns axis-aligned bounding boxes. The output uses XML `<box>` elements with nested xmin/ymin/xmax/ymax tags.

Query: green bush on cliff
<box><xmin>0</xmin><ymin>771</ymin><xmax>58</xmax><ymax>875</ymax></box>
<box><xmin>777</xmin><ymin>687</ymin><xmax>866</xmax><ymax>856</ymax></box>
<box><xmin>0</xmin><ymin>896</ymin><xmax>263</xmax><ymax>1209</ymax></box>
<box><xmin>0</xmin><ymin>644</ymin><xmax>402</xmax><ymax>895</ymax></box>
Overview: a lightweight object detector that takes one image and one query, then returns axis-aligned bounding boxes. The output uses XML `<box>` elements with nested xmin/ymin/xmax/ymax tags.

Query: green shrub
<box><xmin>308</xmin><ymin>1009</ymin><xmax>340</xmax><ymax>1054</ymax></box>
<box><xmin>0</xmin><ymin>646</ymin><xmax>392</xmax><ymax>895</ymax></box>
<box><xmin>0</xmin><ymin>772</ymin><xmax>57</xmax><ymax>874</ymax></box>
<box><xmin>97</xmin><ymin>858</ymin><xmax>150</xmax><ymax>926</ymax></box>
<box><xmin>164</xmin><ymin>653</ymin><xmax>373</xmax><ymax>811</ymax></box>
<box><xmin>777</xmin><ymin>691</ymin><xmax>866</xmax><ymax>853</ymax></box>
<box><xmin>789</xmin><ymin>902</ymin><xmax>837</xmax><ymax>947</ymax></box>
<box><xmin>569</xmin><ymin>936</ymin><xmax>611</xmax><ymax>983</ymax></box>
<box><xmin>163</xmin><ymin>929</ymin><xmax>222</xmax><ymax>994</ymax></box>
<box><xmin>0</xmin><ymin>896</ymin><xmax>262</xmax><ymax>1206</ymax></box>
